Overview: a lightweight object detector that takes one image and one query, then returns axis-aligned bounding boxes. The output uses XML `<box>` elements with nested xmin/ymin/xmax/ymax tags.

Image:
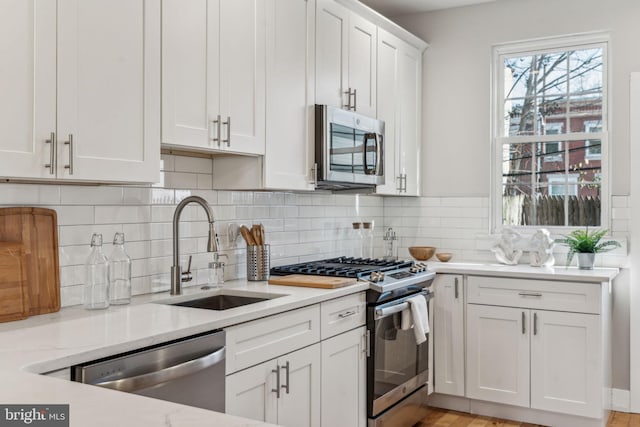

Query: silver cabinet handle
<box><xmin>222</xmin><ymin>116</ymin><xmax>231</xmax><ymax>147</ymax></box>
<box><xmin>353</xmin><ymin>88</ymin><xmax>357</xmax><ymax>111</ymax></box>
<box><xmin>365</xmin><ymin>329</ymin><xmax>371</xmax><ymax>358</ymax></box>
<box><xmin>310</xmin><ymin>163</ymin><xmax>318</xmax><ymax>185</ymax></box>
<box><xmin>271</xmin><ymin>364</ymin><xmax>281</xmax><ymax>398</ymax></box>
<box><xmin>338</xmin><ymin>310</ymin><xmax>356</xmax><ymax>319</ymax></box>
<box><xmin>402</xmin><ymin>174</ymin><xmax>408</xmax><ymax>193</ymax></box>
<box><xmin>522</xmin><ymin>311</ymin><xmax>526</xmax><ymax>335</ymax></box>
<box><xmin>518</xmin><ymin>292</ymin><xmax>543</xmax><ymax>297</ymax></box>
<box><xmin>343</xmin><ymin>87</ymin><xmax>352</xmax><ymax>110</ymax></box>
<box><xmin>281</xmin><ymin>361</ymin><xmax>290</xmax><ymax>394</ymax></box>
<box><xmin>454</xmin><ymin>277</ymin><xmax>459</xmax><ymax>299</ymax></box>
<box><xmin>94</xmin><ymin>347</ymin><xmax>225</xmax><ymax>392</ymax></box>
<box><xmin>211</xmin><ymin>115</ymin><xmax>221</xmax><ymax>146</ymax></box>
<box><xmin>64</xmin><ymin>134</ymin><xmax>73</xmax><ymax>175</ymax></box>
<box><xmin>44</xmin><ymin>132</ymin><xmax>56</xmax><ymax>174</ymax></box>
<box><xmin>396</xmin><ymin>175</ymin><xmax>403</xmax><ymax>191</ymax></box>
<box><xmin>534</xmin><ymin>312</ymin><xmax>538</xmax><ymax>335</ymax></box>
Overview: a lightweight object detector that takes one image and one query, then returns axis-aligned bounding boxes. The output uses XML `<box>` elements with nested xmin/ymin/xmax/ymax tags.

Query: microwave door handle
<box><xmin>363</xmin><ymin>133</ymin><xmax>377</xmax><ymax>175</ymax></box>
<box><xmin>375</xmin><ymin>134</ymin><xmax>382</xmax><ymax>174</ymax></box>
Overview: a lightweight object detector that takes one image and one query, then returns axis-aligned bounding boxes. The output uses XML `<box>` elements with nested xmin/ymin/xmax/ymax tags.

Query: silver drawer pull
<box><xmin>518</xmin><ymin>292</ymin><xmax>542</xmax><ymax>297</ymax></box>
<box><xmin>271</xmin><ymin>364</ymin><xmax>281</xmax><ymax>399</ymax></box>
<box><xmin>44</xmin><ymin>132</ymin><xmax>56</xmax><ymax>174</ymax></box>
<box><xmin>338</xmin><ymin>310</ymin><xmax>356</xmax><ymax>319</ymax></box>
<box><xmin>64</xmin><ymin>134</ymin><xmax>74</xmax><ymax>175</ymax></box>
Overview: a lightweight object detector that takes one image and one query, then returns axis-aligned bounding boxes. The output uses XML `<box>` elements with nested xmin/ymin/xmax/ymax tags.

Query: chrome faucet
<box><xmin>171</xmin><ymin>195</ymin><xmax>218</xmax><ymax>295</ymax></box>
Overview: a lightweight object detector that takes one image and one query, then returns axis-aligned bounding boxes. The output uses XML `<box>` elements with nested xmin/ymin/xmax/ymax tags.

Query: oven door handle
<box><xmin>374</xmin><ymin>291</ymin><xmax>433</xmax><ymax>320</ymax></box>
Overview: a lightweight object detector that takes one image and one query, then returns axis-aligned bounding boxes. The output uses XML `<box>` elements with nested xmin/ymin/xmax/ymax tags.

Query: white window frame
<box><xmin>490</xmin><ymin>32</ymin><xmax>610</xmax><ymax>233</ymax></box>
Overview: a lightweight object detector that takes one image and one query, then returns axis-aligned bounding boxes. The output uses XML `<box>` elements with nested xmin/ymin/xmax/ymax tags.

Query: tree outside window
<box><xmin>494</xmin><ymin>35</ymin><xmax>607</xmax><ymax>229</ymax></box>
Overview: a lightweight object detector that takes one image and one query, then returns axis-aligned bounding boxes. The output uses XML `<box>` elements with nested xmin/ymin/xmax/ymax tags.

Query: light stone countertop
<box><xmin>0</xmin><ymin>263</ymin><xmax>617</xmax><ymax>426</ymax></box>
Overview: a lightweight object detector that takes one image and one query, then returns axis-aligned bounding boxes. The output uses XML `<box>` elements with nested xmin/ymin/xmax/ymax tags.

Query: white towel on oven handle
<box><xmin>406</xmin><ymin>294</ymin><xmax>429</xmax><ymax>344</ymax></box>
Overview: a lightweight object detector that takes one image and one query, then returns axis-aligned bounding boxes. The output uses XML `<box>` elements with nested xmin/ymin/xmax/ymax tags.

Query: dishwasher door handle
<box><xmin>94</xmin><ymin>347</ymin><xmax>226</xmax><ymax>392</ymax></box>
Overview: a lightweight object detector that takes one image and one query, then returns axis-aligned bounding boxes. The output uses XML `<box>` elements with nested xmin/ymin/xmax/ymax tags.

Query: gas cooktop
<box><xmin>269</xmin><ymin>257</ymin><xmax>413</xmax><ymax>278</ymax></box>
<box><xmin>270</xmin><ymin>257</ymin><xmax>436</xmax><ymax>297</ymax></box>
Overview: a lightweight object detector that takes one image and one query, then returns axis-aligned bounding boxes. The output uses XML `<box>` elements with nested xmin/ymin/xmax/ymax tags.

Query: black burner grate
<box><xmin>270</xmin><ymin>257</ymin><xmax>413</xmax><ymax>278</ymax></box>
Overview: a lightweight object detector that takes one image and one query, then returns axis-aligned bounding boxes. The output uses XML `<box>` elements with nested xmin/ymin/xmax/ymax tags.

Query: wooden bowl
<box><xmin>408</xmin><ymin>246</ymin><xmax>436</xmax><ymax>261</ymax></box>
<box><xmin>436</xmin><ymin>252</ymin><xmax>452</xmax><ymax>262</ymax></box>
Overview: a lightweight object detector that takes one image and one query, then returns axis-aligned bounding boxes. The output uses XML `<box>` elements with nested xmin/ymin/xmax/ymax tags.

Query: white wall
<box><xmin>393</xmin><ymin>0</ymin><xmax>640</xmax><ymax>394</ymax></box>
<box><xmin>395</xmin><ymin>0</ymin><xmax>640</xmax><ymax>198</ymax></box>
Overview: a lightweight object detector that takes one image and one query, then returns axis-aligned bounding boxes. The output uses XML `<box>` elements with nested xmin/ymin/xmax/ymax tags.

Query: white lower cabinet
<box><xmin>433</xmin><ymin>274</ymin><xmax>465</xmax><ymax>397</ymax></box>
<box><xmin>226</xmin><ymin>293</ymin><xmax>366</xmax><ymax>425</ymax></box>
<box><xmin>226</xmin><ymin>343</ymin><xmax>320</xmax><ymax>427</ymax></box>
<box><xmin>466</xmin><ymin>304</ymin><xmax>530</xmax><ymax>407</ymax></box>
<box><xmin>321</xmin><ymin>326</ymin><xmax>366</xmax><ymax>427</ymax></box>
<box><xmin>462</xmin><ymin>275</ymin><xmax>605</xmax><ymax>420</ymax></box>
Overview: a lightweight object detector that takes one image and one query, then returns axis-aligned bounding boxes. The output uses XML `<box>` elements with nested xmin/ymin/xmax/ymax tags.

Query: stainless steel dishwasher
<box><xmin>72</xmin><ymin>330</ymin><xmax>225</xmax><ymax>412</ymax></box>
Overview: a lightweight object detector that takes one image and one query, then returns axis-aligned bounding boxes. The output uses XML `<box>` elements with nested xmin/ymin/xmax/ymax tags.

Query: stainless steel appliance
<box><xmin>315</xmin><ymin>105</ymin><xmax>385</xmax><ymax>190</ymax></box>
<box><xmin>271</xmin><ymin>257</ymin><xmax>435</xmax><ymax>426</ymax></box>
<box><xmin>72</xmin><ymin>330</ymin><xmax>226</xmax><ymax>412</ymax></box>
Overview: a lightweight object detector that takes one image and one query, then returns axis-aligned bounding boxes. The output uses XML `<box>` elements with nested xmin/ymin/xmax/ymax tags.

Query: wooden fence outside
<box><xmin>503</xmin><ymin>195</ymin><xmax>600</xmax><ymax>226</ymax></box>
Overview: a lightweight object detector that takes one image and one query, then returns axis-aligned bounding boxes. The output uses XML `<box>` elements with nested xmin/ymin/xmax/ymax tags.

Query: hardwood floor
<box><xmin>420</xmin><ymin>408</ymin><xmax>640</xmax><ymax>427</ymax></box>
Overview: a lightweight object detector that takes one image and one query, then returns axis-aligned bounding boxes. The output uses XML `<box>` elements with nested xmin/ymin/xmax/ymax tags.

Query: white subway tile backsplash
<box><xmin>95</xmin><ymin>206</ymin><xmax>151</xmax><ymax>224</ymax></box>
<box><xmin>0</xmin><ymin>184</ymin><xmax>61</xmax><ymax>205</ymax></box>
<box><xmin>60</xmin><ymin>186</ymin><xmax>123</xmax><ymax>205</ymax></box>
<box><xmin>0</xmin><ymin>160</ymin><xmax>628</xmax><ymax>308</ymax></box>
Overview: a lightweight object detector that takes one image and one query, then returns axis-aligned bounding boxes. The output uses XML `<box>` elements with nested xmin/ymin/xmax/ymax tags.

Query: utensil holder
<box><xmin>247</xmin><ymin>244</ymin><xmax>270</xmax><ymax>281</ymax></box>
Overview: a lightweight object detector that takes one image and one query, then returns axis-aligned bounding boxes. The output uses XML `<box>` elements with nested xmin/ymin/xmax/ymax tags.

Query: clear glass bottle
<box><xmin>84</xmin><ymin>233</ymin><xmax>110</xmax><ymax>310</ymax></box>
<box><xmin>109</xmin><ymin>232</ymin><xmax>131</xmax><ymax>305</ymax></box>
<box><xmin>383</xmin><ymin>227</ymin><xmax>398</xmax><ymax>260</ymax></box>
<box><xmin>362</xmin><ymin>221</ymin><xmax>374</xmax><ymax>259</ymax></box>
<box><xmin>208</xmin><ymin>252</ymin><xmax>227</xmax><ymax>288</ymax></box>
<box><xmin>351</xmin><ymin>222</ymin><xmax>363</xmax><ymax>258</ymax></box>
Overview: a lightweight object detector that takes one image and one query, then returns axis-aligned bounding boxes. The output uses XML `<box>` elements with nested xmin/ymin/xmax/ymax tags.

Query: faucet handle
<box><xmin>181</xmin><ymin>255</ymin><xmax>193</xmax><ymax>283</ymax></box>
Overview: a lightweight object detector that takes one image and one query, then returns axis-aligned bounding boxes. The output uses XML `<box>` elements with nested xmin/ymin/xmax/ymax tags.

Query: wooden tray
<box><xmin>268</xmin><ymin>274</ymin><xmax>358</xmax><ymax>289</ymax></box>
<box><xmin>0</xmin><ymin>207</ymin><xmax>60</xmax><ymax>319</ymax></box>
<box><xmin>0</xmin><ymin>242</ymin><xmax>28</xmax><ymax>322</ymax></box>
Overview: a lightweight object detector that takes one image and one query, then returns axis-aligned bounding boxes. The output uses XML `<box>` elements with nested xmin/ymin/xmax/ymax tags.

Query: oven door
<box><xmin>368</xmin><ymin>290</ymin><xmax>432</xmax><ymax>417</ymax></box>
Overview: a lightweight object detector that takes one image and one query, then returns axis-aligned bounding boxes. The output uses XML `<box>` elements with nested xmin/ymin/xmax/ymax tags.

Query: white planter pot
<box><xmin>577</xmin><ymin>253</ymin><xmax>595</xmax><ymax>270</ymax></box>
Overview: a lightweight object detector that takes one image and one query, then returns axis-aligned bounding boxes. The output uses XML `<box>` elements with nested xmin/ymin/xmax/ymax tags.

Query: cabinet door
<box><xmin>398</xmin><ymin>44</ymin><xmax>421</xmax><ymax>196</ymax></box>
<box><xmin>225</xmin><ymin>359</ymin><xmax>278</xmax><ymax>424</ymax></box>
<box><xmin>321</xmin><ymin>327</ymin><xmax>366</xmax><ymax>427</ymax></box>
<box><xmin>57</xmin><ymin>0</ymin><xmax>160</xmax><ymax>183</ymax></box>
<box><xmin>466</xmin><ymin>304</ymin><xmax>530</xmax><ymax>407</ymax></box>
<box><xmin>375</xmin><ymin>28</ymin><xmax>400</xmax><ymax>195</ymax></box>
<box><xmin>0</xmin><ymin>0</ymin><xmax>56</xmax><ymax>179</ymax></box>
<box><xmin>218</xmin><ymin>0</ymin><xmax>265</xmax><ymax>155</ymax></box>
<box><xmin>530</xmin><ymin>310</ymin><xmax>602</xmax><ymax>418</ymax></box>
<box><xmin>347</xmin><ymin>13</ymin><xmax>376</xmax><ymax>117</ymax></box>
<box><xmin>434</xmin><ymin>275</ymin><xmax>465</xmax><ymax>396</ymax></box>
<box><xmin>264</xmin><ymin>0</ymin><xmax>315</xmax><ymax>191</ymax></box>
<box><xmin>162</xmin><ymin>0</ymin><xmax>219</xmax><ymax>150</ymax></box>
<box><xmin>315</xmin><ymin>0</ymin><xmax>349</xmax><ymax>109</ymax></box>
<box><xmin>278</xmin><ymin>344</ymin><xmax>321</xmax><ymax>427</ymax></box>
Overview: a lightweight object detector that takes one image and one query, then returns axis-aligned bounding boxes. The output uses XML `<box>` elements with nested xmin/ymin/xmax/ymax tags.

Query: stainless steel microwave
<box><xmin>315</xmin><ymin>104</ymin><xmax>385</xmax><ymax>190</ymax></box>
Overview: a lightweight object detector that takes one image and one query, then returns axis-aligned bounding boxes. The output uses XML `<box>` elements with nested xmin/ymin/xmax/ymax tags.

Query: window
<box><xmin>493</xmin><ymin>33</ymin><xmax>608</xmax><ymax>229</ymax></box>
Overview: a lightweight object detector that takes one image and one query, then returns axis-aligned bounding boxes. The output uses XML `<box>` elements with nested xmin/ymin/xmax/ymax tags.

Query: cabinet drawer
<box><xmin>225</xmin><ymin>304</ymin><xmax>320</xmax><ymax>374</ymax></box>
<box><xmin>466</xmin><ymin>276</ymin><xmax>601</xmax><ymax>314</ymax></box>
<box><xmin>320</xmin><ymin>292</ymin><xmax>366</xmax><ymax>340</ymax></box>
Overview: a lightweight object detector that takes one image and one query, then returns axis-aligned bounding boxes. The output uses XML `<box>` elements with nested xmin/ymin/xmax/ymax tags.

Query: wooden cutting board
<box><xmin>268</xmin><ymin>274</ymin><xmax>358</xmax><ymax>289</ymax></box>
<box><xmin>0</xmin><ymin>207</ymin><xmax>60</xmax><ymax>319</ymax></box>
<box><xmin>0</xmin><ymin>242</ymin><xmax>29</xmax><ymax>322</ymax></box>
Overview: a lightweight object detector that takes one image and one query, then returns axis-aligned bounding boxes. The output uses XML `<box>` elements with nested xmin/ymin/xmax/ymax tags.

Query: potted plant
<box><xmin>555</xmin><ymin>227</ymin><xmax>620</xmax><ymax>269</ymax></box>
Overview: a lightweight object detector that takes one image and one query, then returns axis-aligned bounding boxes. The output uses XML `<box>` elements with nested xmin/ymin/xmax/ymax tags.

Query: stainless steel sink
<box><xmin>156</xmin><ymin>290</ymin><xmax>286</xmax><ymax>311</ymax></box>
<box><xmin>170</xmin><ymin>294</ymin><xmax>271</xmax><ymax>310</ymax></box>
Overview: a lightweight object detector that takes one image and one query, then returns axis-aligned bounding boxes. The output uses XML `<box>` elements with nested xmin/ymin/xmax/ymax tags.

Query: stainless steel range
<box><xmin>271</xmin><ymin>257</ymin><xmax>435</xmax><ymax>427</ymax></box>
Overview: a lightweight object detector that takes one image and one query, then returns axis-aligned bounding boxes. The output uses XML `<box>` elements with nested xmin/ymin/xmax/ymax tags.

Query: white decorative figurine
<box><xmin>529</xmin><ymin>228</ymin><xmax>555</xmax><ymax>267</ymax></box>
<box><xmin>492</xmin><ymin>228</ymin><xmax>523</xmax><ymax>265</ymax></box>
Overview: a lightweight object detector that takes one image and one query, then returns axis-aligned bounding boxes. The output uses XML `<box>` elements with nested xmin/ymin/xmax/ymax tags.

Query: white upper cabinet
<box><xmin>316</xmin><ymin>0</ymin><xmax>376</xmax><ymax>116</ymax></box>
<box><xmin>376</xmin><ymin>27</ymin><xmax>422</xmax><ymax>196</ymax></box>
<box><xmin>162</xmin><ymin>0</ymin><xmax>265</xmax><ymax>155</ymax></box>
<box><xmin>263</xmin><ymin>0</ymin><xmax>316</xmax><ymax>191</ymax></box>
<box><xmin>0</xmin><ymin>0</ymin><xmax>160</xmax><ymax>183</ymax></box>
